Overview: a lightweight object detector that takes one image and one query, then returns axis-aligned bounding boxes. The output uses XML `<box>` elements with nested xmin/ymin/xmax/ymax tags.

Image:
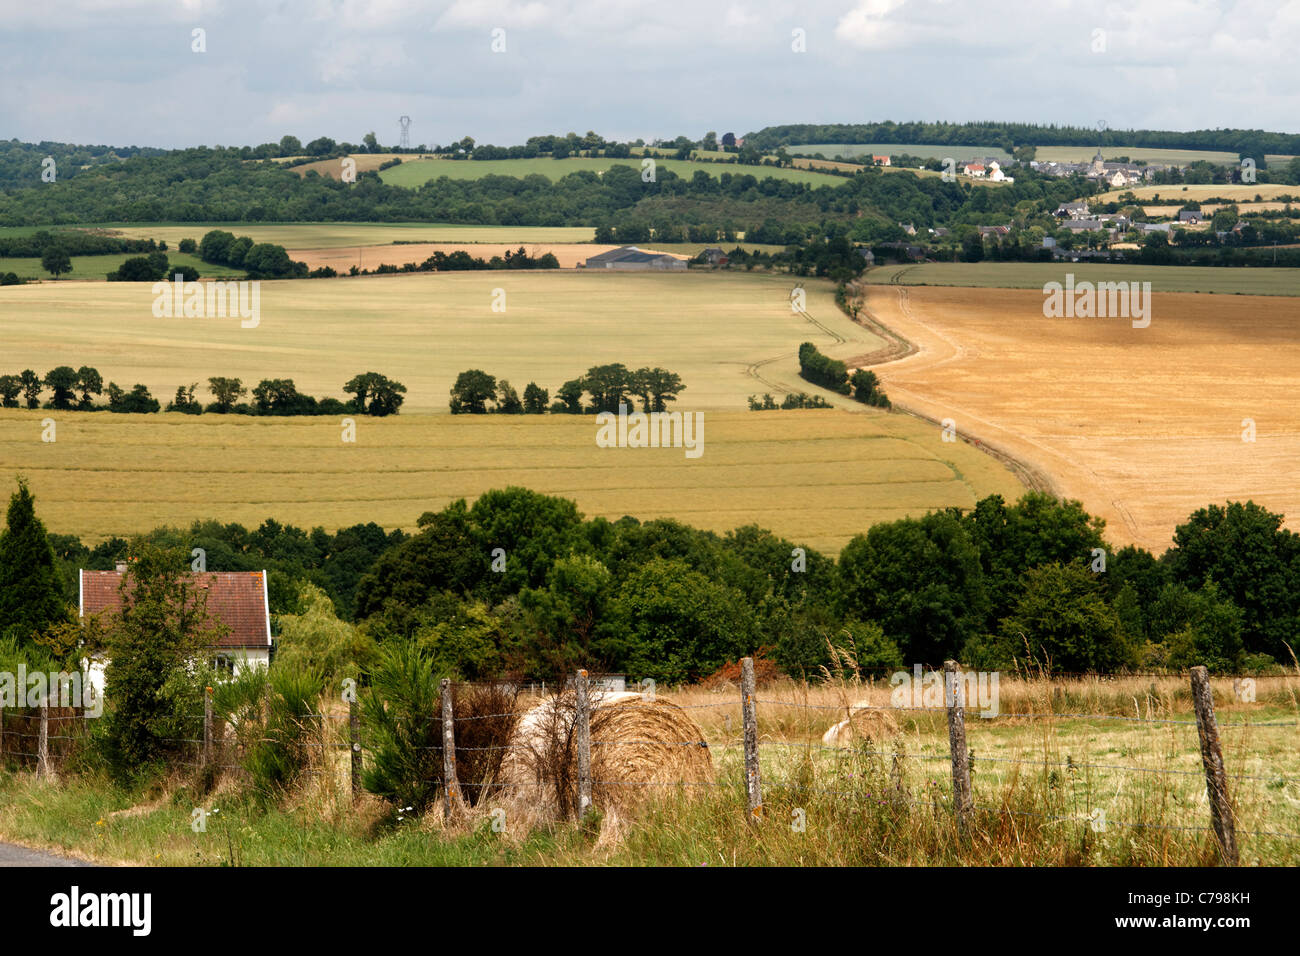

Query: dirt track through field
<box><xmin>860</xmin><ymin>284</ymin><xmax>1300</xmax><ymax>553</ymax></box>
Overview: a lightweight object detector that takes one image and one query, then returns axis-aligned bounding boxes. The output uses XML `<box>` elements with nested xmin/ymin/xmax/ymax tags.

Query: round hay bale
<box><xmin>822</xmin><ymin>700</ymin><xmax>899</xmax><ymax>747</ymax></box>
<box><xmin>498</xmin><ymin>691</ymin><xmax>712</xmax><ymax>822</ymax></box>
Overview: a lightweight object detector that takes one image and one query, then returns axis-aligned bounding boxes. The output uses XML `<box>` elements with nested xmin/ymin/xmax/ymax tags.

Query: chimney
<box><xmin>115</xmin><ymin>561</ymin><xmax>127</xmax><ymax>573</ymax></box>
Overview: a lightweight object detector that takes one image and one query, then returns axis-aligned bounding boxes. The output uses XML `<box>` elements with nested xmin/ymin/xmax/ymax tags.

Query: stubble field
<box><xmin>862</xmin><ymin>283</ymin><xmax>1300</xmax><ymax>553</ymax></box>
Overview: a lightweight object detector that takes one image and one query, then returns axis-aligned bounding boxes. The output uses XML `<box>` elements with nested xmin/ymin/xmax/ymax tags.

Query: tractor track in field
<box><xmin>844</xmin><ymin>281</ymin><xmax>1059</xmax><ymax>498</ymax></box>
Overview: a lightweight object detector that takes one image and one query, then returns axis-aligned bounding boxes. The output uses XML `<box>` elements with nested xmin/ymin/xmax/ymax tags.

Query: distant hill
<box><xmin>0</xmin><ymin>139</ymin><xmax>167</xmax><ymax>190</ymax></box>
<box><xmin>743</xmin><ymin>122</ymin><xmax>1300</xmax><ymax>157</ymax></box>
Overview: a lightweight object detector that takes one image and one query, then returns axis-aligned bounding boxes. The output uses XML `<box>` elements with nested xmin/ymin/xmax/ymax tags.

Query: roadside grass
<box><xmin>2</xmin><ymin>673</ymin><xmax>1294</xmax><ymax>866</ymax></box>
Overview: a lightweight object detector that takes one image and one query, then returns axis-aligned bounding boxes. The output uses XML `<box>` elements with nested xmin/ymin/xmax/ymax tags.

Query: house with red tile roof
<box><xmin>79</xmin><ymin>562</ymin><xmax>272</xmax><ymax>695</ymax></box>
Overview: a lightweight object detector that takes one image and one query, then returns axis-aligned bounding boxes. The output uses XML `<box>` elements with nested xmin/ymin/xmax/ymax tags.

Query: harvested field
<box><xmin>861</xmin><ymin>283</ymin><xmax>1300</xmax><ymax>552</ymax></box>
<box><xmin>868</xmin><ymin>262</ymin><xmax>1300</xmax><ymax>296</ymax></box>
<box><xmin>1091</xmin><ymin>183</ymin><xmax>1299</xmax><ymax>204</ymax></box>
<box><xmin>287</xmin><ymin>242</ymin><xmax>687</xmax><ymax>272</ymax></box>
<box><xmin>81</xmin><ymin>222</ymin><xmax>596</xmax><ymax>248</ymax></box>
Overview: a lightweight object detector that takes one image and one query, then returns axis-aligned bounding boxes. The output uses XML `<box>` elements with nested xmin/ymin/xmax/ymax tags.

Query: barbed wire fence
<box><xmin>3</xmin><ymin>661</ymin><xmax>1297</xmax><ymax>863</ymax></box>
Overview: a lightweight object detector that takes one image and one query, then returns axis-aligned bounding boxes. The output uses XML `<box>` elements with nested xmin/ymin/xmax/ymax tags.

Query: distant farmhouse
<box><xmin>872</xmin><ymin>155</ymin><xmax>891</xmax><ymax>166</ymax></box>
<box><xmin>986</xmin><ymin>161</ymin><xmax>1014</xmax><ymax>183</ymax></box>
<box><xmin>1031</xmin><ymin>147</ymin><xmax>1169</xmax><ymax>184</ymax></box>
<box><xmin>80</xmin><ymin>564</ymin><xmax>272</xmax><ymax>694</ymax></box>
<box><xmin>583</xmin><ymin>246</ymin><xmax>687</xmax><ymax>271</ymax></box>
<box><xmin>1060</xmin><ymin>218</ymin><xmax>1111</xmax><ymax>234</ymax></box>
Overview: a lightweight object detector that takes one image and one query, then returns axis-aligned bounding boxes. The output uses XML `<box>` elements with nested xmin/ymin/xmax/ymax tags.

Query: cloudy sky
<box><xmin>2</xmin><ymin>0</ymin><xmax>1297</xmax><ymax>149</ymax></box>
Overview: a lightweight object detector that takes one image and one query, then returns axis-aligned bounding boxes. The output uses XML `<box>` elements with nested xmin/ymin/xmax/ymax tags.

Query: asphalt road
<box><xmin>0</xmin><ymin>842</ymin><xmax>91</xmax><ymax>867</ymax></box>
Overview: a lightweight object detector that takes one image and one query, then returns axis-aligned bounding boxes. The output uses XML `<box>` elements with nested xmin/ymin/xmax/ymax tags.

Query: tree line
<box><xmin>0</xmin><ymin>369</ymin><xmax>406</xmax><ymax>416</ymax></box>
<box><xmin>449</xmin><ymin>364</ymin><xmax>684</xmax><ymax>415</ymax></box>
<box><xmin>360</xmin><ymin>246</ymin><xmax>561</xmax><ymax>276</ymax></box>
<box><xmin>197</xmin><ymin>230</ymin><xmax>308</xmax><ymax>279</ymax></box>
<box><xmin>796</xmin><ymin>342</ymin><xmax>891</xmax><ymax>407</ymax></box>
<box><xmin>2</xmin><ymin>481</ymin><xmax>1295</xmax><ymax>703</ymax></box>
<box><xmin>743</xmin><ymin>121</ymin><xmax>1300</xmax><ymax>157</ymax></box>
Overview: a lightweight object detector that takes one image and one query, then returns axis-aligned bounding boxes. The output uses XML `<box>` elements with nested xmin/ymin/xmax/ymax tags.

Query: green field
<box><xmin>0</xmin><ymin>252</ymin><xmax>238</xmax><ymax>281</ymax></box>
<box><xmin>0</xmin><ymin>408</ymin><xmax>1022</xmax><ymax>554</ymax></box>
<box><xmin>1032</xmin><ymin>146</ymin><xmax>1295</xmax><ymax>166</ymax></box>
<box><xmin>869</xmin><ymin>262</ymin><xmax>1300</xmax><ymax>296</ymax></box>
<box><xmin>379</xmin><ymin>157</ymin><xmax>844</xmax><ymax>189</ymax></box>
<box><xmin>45</xmin><ymin>222</ymin><xmax>597</xmax><ymax>249</ymax></box>
<box><xmin>785</xmin><ymin>144</ymin><xmax>1296</xmax><ymax>167</ymax></box>
<box><xmin>787</xmin><ymin>143</ymin><xmax>1013</xmax><ymax>162</ymax></box>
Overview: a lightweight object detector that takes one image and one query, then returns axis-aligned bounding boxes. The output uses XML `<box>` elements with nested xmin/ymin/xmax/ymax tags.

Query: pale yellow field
<box><xmin>0</xmin><ymin>409</ymin><xmax>1024</xmax><ymax>553</ymax></box>
<box><xmin>0</xmin><ymin>272</ymin><xmax>881</xmax><ymax>414</ymax></box>
<box><xmin>1092</xmin><ymin>183</ymin><xmax>1299</xmax><ymax>204</ymax></box>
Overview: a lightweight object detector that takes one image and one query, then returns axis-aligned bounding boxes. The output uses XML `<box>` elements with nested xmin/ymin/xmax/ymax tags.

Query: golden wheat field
<box><xmin>0</xmin><ymin>272</ymin><xmax>878</xmax><ymax>414</ymax></box>
<box><xmin>0</xmin><ymin>408</ymin><xmax>1023</xmax><ymax>553</ymax></box>
<box><xmin>862</xmin><ymin>284</ymin><xmax>1300</xmax><ymax>553</ymax></box>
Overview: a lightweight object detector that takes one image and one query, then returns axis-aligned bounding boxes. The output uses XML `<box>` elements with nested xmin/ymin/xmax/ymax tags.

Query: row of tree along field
<box><xmin>797</xmin><ymin>342</ymin><xmax>891</xmax><ymax>407</ymax></box>
<box><xmin>449</xmin><ymin>365</ymin><xmax>684</xmax><ymax>415</ymax></box>
<box><xmin>3</xmin><ymin>479</ymin><xmax>1296</xmax><ymax>692</ymax></box>
<box><xmin>0</xmin><ymin>370</ymin><xmax>407</xmax><ymax>417</ymax></box>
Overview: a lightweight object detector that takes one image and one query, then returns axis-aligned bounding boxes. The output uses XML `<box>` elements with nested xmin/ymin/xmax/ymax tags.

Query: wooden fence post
<box><xmin>37</xmin><ymin>701</ymin><xmax>50</xmax><ymax>779</ymax></box>
<box><xmin>943</xmin><ymin>660</ymin><xmax>973</xmax><ymax>829</ymax></box>
<box><xmin>575</xmin><ymin>669</ymin><xmax>592</xmax><ymax>818</ymax></box>
<box><xmin>440</xmin><ymin>678</ymin><xmax>463</xmax><ymax>822</ymax></box>
<box><xmin>741</xmin><ymin>656</ymin><xmax>762</xmax><ymax>821</ymax></box>
<box><xmin>1191</xmin><ymin>666</ymin><xmax>1238</xmax><ymax>866</ymax></box>
<box><xmin>349</xmin><ymin>695</ymin><xmax>361</xmax><ymax>801</ymax></box>
<box><xmin>203</xmin><ymin>686</ymin><xmax>213</xmax><ymax>769</ymax></box>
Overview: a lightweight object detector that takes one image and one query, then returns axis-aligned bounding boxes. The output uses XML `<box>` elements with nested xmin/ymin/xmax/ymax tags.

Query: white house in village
<box><xmin>79</xmin><ymin>564</ymin><xmax>272</xmax><ymax>695</ymax></box>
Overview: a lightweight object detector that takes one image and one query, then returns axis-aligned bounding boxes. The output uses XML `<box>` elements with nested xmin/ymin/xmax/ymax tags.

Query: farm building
<box><xmin>700</xmin><ymin>246</ymin><xmax>729</xmax><ymax>265</ymax></box>
<box><xmin>1178</xmin><ymin>209</ymin><xmax>1201</xmax><ymax>224</ymax></box>
<box><xmin>871</xmin><ymin>155</ymin><xmax>891</xmax><ymax>166</ymax></box>
<box><xmin>583</xmin><ymin>246</ymin><xmax>687</xmax><ymax>271</ymax></box>
<box><xmin>79</xmin><ymin>564</ymin><xmax>272</xmax><ymax>695</ymax></box>
<box><xmin>1061</xmin><ymin>218</ymin><xmax>1109</xmax><ymax>233</ymax></box>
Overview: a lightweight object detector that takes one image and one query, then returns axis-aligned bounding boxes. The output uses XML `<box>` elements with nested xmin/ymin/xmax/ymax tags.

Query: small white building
<box><xmin>80</xmin><ymin>564</ymin><xmax>272</xmax><ymax>696</ymax></box>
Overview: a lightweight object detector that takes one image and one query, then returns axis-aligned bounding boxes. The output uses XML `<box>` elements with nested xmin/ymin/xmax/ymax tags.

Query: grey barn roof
<box><xmin>585</xmin><ymin>246</ymin><xmax>676</xmax><ymax>265</ymax></box>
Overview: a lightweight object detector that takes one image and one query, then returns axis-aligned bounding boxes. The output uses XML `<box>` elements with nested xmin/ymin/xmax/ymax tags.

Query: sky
<box><xmin>1</xmin><ymin>0</ymin><xmax>1298</xmax><ymax>150</ymax></box>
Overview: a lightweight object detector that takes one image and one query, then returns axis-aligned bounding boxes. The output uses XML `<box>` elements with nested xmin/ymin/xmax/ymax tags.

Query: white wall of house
<box><xmin>84</xmin><ymin>647</ymin><xmax>270</xmax><ymax>698</ymax></box>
